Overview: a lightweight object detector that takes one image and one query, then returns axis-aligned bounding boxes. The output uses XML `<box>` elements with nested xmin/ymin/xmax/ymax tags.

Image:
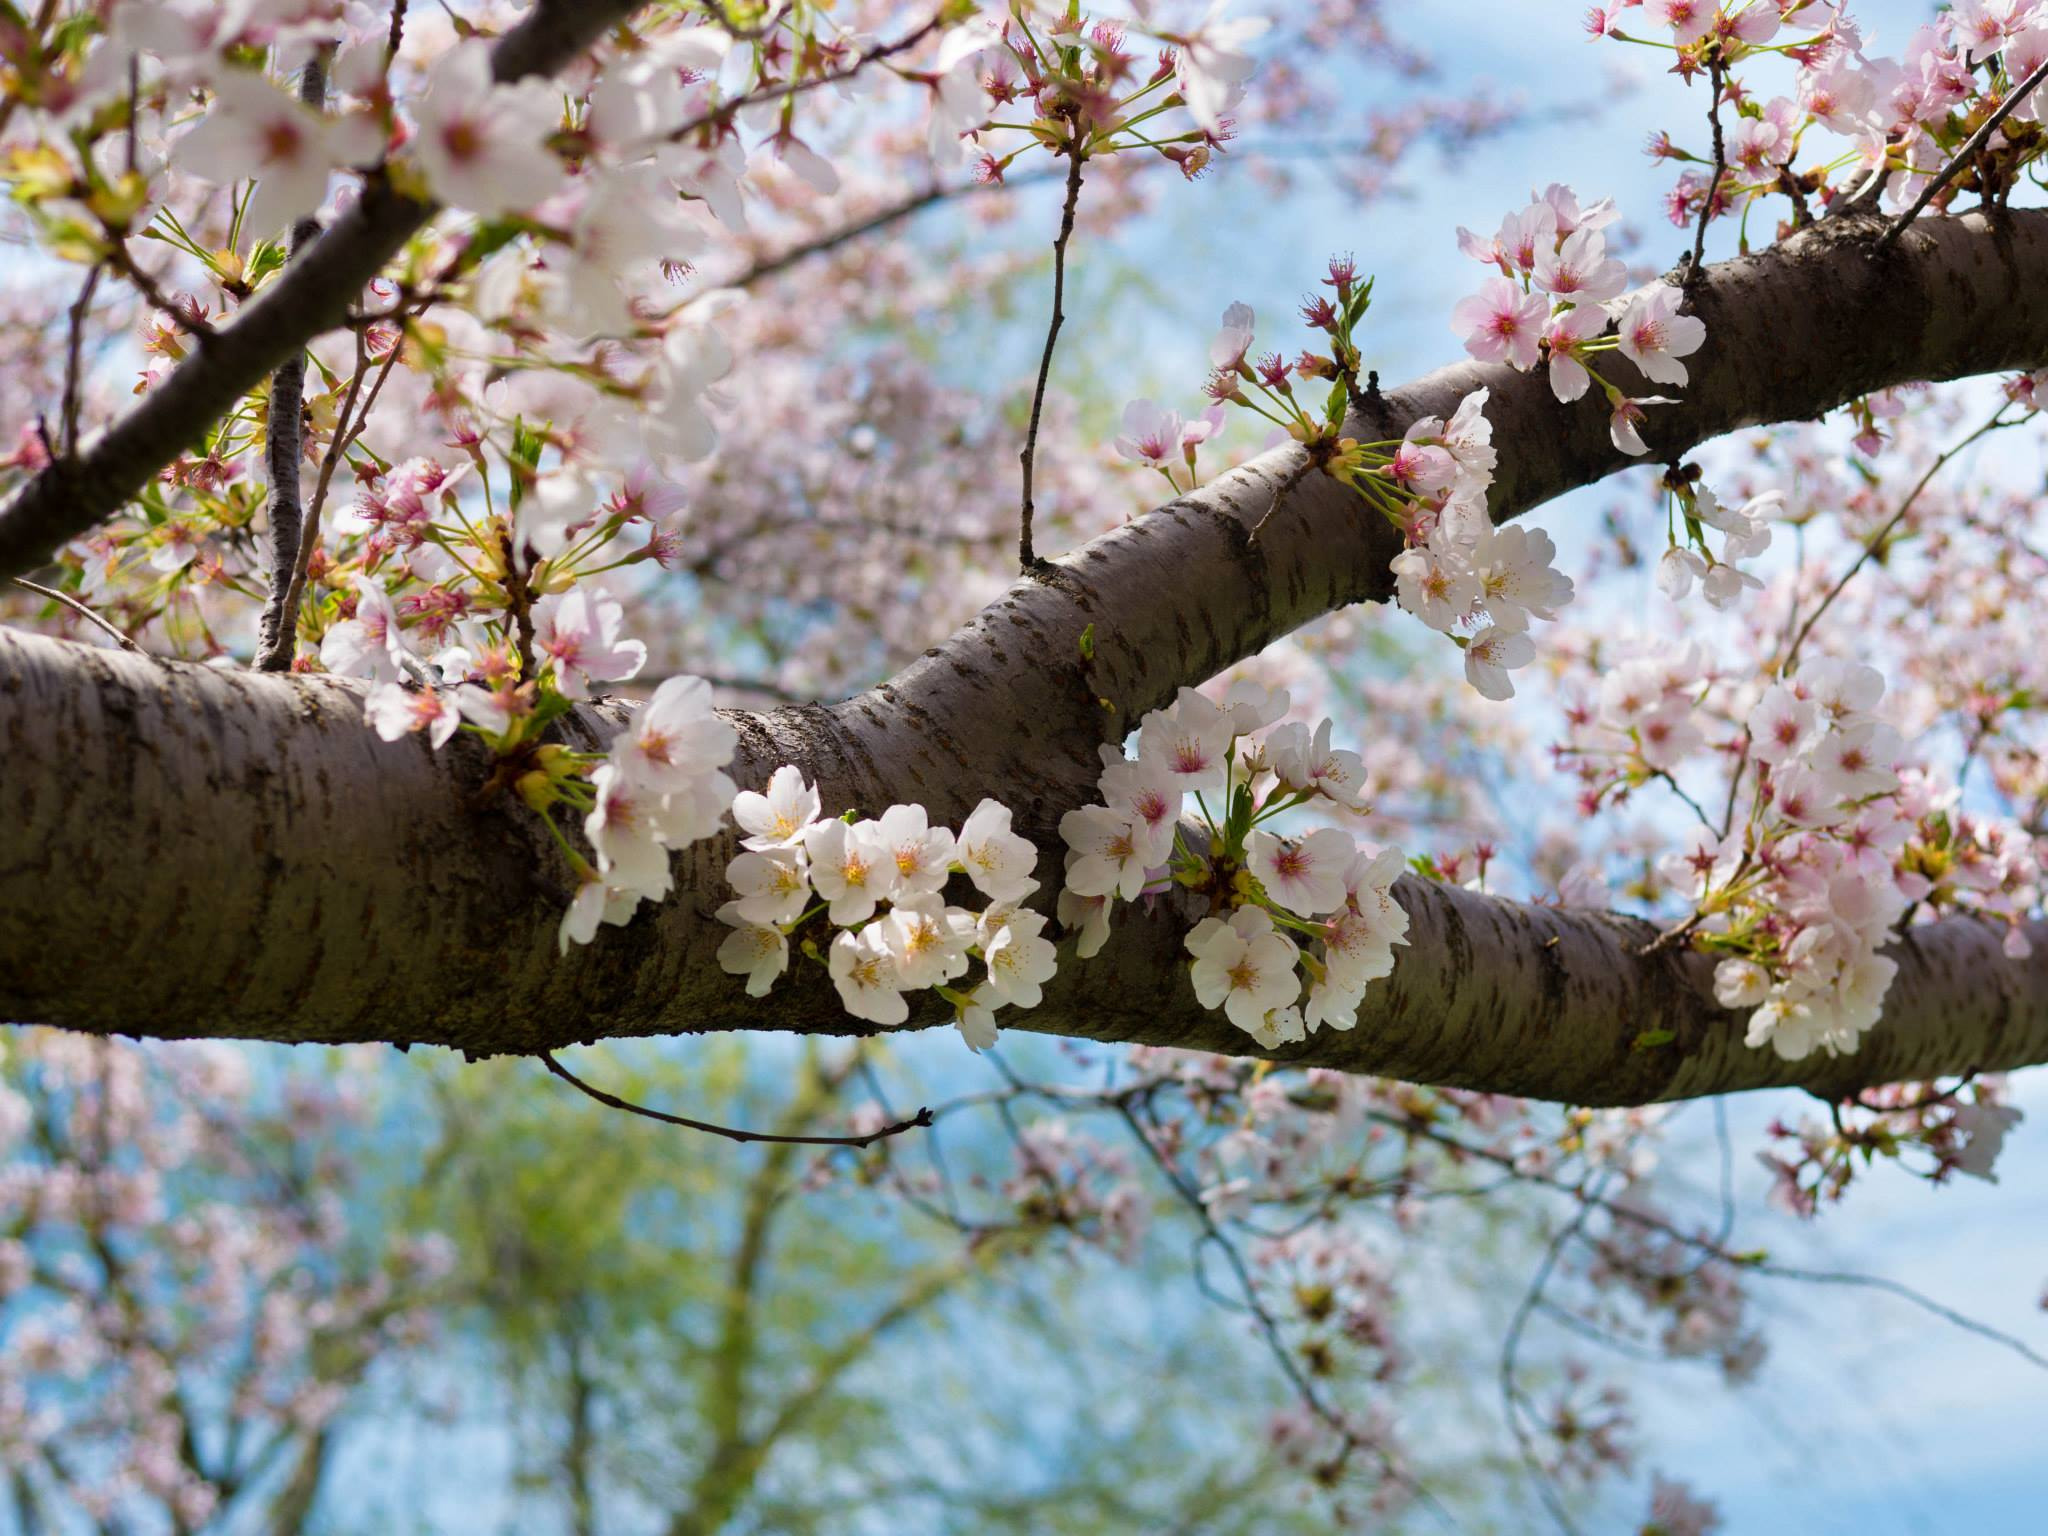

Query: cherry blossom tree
<box><xmin>2</xmin><ymin>0</ymin><xmax>2048</xmax><ymax>1526</ymax></box>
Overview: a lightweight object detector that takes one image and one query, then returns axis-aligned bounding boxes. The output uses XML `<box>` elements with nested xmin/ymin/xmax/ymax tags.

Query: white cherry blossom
<box><xmin>802</xmin><ymin>819</ymin><xmax>898</xmax><ymax>925</ymax></box>
<box><xmin>957</xmin><ymin>799</ymin><xmax>1040</xmax><ymax>904</ymax></box>
<box><xmin>878</xmin><ymin>894</ymin><xmax>972</xmax><ymax>989</ymax></box>
<box><xmin>873</xmin><ymin>804</ymin><xmax>957</xmax><ymax>898</ymax></box>
<box><xmin>584</xmin><ymin>763</ymin><xmax>673</xmax><ymax>900</ymax></box>
<box><xmin>320</xmin><ymin>574</ymin><xmax>409</xmax><ymax>681</ymax></box>
<box><xmin>982</xmin><ymin>909</ymin><xmax>1059</xmax><ymax>1010</ymax></box>
<box><xmin>1463</xmin><ymin>613</ymin><xmax>1536</xmax><ymax>701</ymax></box>
<box><xmin>727</xmin><ymin>847</ymin><xmax>810</xmax><ymax>927</ymax></box>
<box><xmin>1186</xmin><ymin>906</ymin><xmax>1302</xmax><ymax>1036</ymax></box>
<box><xmin>612</xmin><ymin>676</ymin><xmax>736</xmax><ymax>794</ymax></box>
<box><xmin>733</xmin><ymin>766</ymin><xmax>821</xmax><ymax>850</ymax></box>
<box><xmin>715</xmin><ymin>904</ymin><xmax>788</xmax><ymax>997</ymax></box>
<box><xmin>175</xmin><ymin>70</ymin><xmax>377</xmax><ymax>238</ymax></box>
<box><xmin>364</xmin><ymin>682</ymin><xmax>462</xmax><ymax>748</ymax></box>
<box><xmin>1247</xmin><ymin>827</ymin><xmax>1355</xmax><ymax>917</ymax></box>
<box><xmin>412</xmin><ymin>40</ymin><xmax>563</xmax><ymax>216</ymax></box>
<box><xmin>1137</xmin><ymin>691</ymin><xmax>1233</xmax><ymax>793</ymax></box>
<box><xmin>1616</xmin><ymin>284</ymin><xmax>1707</xmax><ymax>387</ymax></box>
<box><xmin>828</xmin><ymin>928</ymin><xmax>908</xmax><ymax>1026</ymax></box>
<box><xmin>535</xmin><ymin>591</ymin><xmax>646</xmax><ymax>701</ymax></box>
<box><xmin>1061</xmin><ymin>805</ymin><xmax>1151</xmax><ymax>902</ymax></box>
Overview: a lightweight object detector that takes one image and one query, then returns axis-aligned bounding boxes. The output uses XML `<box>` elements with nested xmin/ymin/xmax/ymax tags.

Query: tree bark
<box><xmin>4</xmin><ymin>209</ymin><xmax>2048</xmax><ymax>1105</ymax></box>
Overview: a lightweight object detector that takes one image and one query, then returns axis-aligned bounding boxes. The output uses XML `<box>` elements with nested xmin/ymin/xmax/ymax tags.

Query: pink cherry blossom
<box><xmin>1451</xmin><ymin>277</ymin><xmax>1549</xmax><ymax>370</ymax></box>
<box><xmin>1618</xmin><ymin>284</ymin><xmax>1708</xmax><ymax>387</ymax></box>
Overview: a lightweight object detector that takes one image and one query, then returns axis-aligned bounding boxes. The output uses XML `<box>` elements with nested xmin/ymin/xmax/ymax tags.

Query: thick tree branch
<box><xmin>6</xmin><ymin>209</ymin><xmax>2048</xmax><ymax>1104</ymax></box>
<box><xmin>0</xmin><ymin>0</ymin><xmax>644</xmax><ymax>580</ymax></box>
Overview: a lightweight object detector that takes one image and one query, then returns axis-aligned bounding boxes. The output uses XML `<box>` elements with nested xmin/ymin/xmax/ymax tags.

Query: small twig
<box><xmin>662</xmin><ymin>13</ymin><xmax>947</xmax><ymax>149</ymax></box>
<box><xmin>60</xmin><ymin>264</ymin><xmax>104</xmax><ymax>458</ymax></box>
<box><xmin>1017</xmin><ymin>143</ymin><xmax>1087</xmax><ymax>574</ymax></box>
<box><xmin>1376</xmin><ymin>1103</ymin><xmax>2048</xmax><ymax>1376</ymax></box>
<box><xmin>1687</xmin><ymin>56</ymin><xmax>1727</xmax><ymax>286</ymax></box>
<box><xmin>273</xmin><ymin>329</ymin><xmax>374</xmax><ymax>658</ymax></box>
<box><xmin>385</xmin><ymin>0</ymin><xmax>408</xmax><ymax>62</ymax></box>
<box><xmin>1783</xmin><ymin>406</ymin><xmax>2018</xmax><ymax>669</ymax></box>
<box><xmin>1846</xmin><ymin>1069</ymin><xmax>1980</xmax><ymax>1118</ymax></box>
<box><xmin>732</xmin><ymin>171</ymin><xmax>1051</xmax><ymax>290</ymax></box>
<box><xmin>540</xmin><ymin>1051</ymin><xmax>933</xmax><ymax>1148</ymax></box>
<box><xmin>1637</xmin><ymin>908</ymin><xmax>1707</xmax><ymax>959</ymax></box>
<box><xmin>1877</xmin><ymin>56</ymin><xmax>2048</xmax><ymax>251</ymax></box>
<box><xmin>1754</xmin><ymin>1258</ymin><xmax>2048</xmax><ymax>1371</ymax></box>
<box><xmin>1500</xmin><ymin>1183</ymin><xmax>1604</xmax><ymax>1536</ymax></box>
<box><xmin>104</xmin><ymin>242</ymin><xmax>213</xmax><ymax>341</ymax></box>
<box><xmin>256</xmin><ymin>49</ymin><xmax>331</xmax><ymax>672</ymax></box>
<box><xmin>8</xmin><ymin>577</ymin><xmax>140</xmax><ymax>651</ymax></box>
<box><xmin>125</xmin><ymin>53</ymin><xmax>139</xmax><ymax>175</ymax></box>
<box><xmin>1112</xmin><ymin>1097</ymin><xmax>1459</xmax><ymax>1526</ymax></box>
<box><xmin>503</xmin><ymin>526</ymin><xmax>538</xmax><ymax>679</ymax></box>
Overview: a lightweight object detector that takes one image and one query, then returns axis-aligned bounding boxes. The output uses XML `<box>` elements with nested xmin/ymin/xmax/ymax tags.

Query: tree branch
<box><xmin>255</xmin><ymin>50</ymin><xmax>331</xmax><ymax>673</ymax></box>
<box><xmin>6</xmin><ymin>210</ymin><xmax>2048</xmax><ymax>1105</ymax></box>
<box><xmin>0</xmin><ymin>0</ymin><xmax>647</xmax><ymax>580</ymax></box>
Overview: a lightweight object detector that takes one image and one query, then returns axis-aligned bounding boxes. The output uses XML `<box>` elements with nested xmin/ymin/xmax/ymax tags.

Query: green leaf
<box><xmin>1632</xmin><ymin>1028</ymin><xmax>1675</xmax><ymax>1051</ymax></box>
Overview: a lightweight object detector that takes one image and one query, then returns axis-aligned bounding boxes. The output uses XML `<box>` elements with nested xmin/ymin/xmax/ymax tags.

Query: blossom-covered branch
<box><xmin>0</xmin><ymin>0</ymin><xmax>647</xmax><ymax>580</ymax></box>
<box><xmin>5</xmin><ymin>616</ymin><xmax>2046</xmax><ymax>1106</ymax></box>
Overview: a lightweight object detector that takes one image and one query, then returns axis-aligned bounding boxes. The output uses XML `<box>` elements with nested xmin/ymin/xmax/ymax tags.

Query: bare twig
<box><xmin>1018</xmin><ymin>145</ymin><xmax>1086</xmax><ymax>573</ymax></box>
<box><xmin>1687</xmin><ymin>56</ymin><xmax>1727</xmax><ymax>286</ymax></box>
<box><xmin>663</xmin><ymin>12</ymin><xmax>947</xmax><ymax>149</ymax></box>
<box><xmin>732</xmin><ymin>171</ymin><xmax>1052</xmax><ymax>289</ymax></box>
<box><xmin>1750</xmin><ymin>1259</ymin><xmax>2048</xmax><ymax>1370</ymax></box>
<box><xmin>1783</xmin><ymin>406</ymin><xmax>2019</xmax><ymax>670</ymax></box>
<box><xmin>1845</xmin><ymin>1069</ymin><xmax>1980</xmax><ymax>1117</ymax></box>
<box><xmin>540</xmin><ymin>1051</ymin><xmax>934</xmax><ymax>1148</ymax></box>
<box><xmin>275</xmin><ymin>325</ymin><xmax>394</xmax><ymax>661</ymax></box>
<box><xmin>8</xmin><ymin>577</ymin><xmax>140</xmax><ymax>651</ymax></box>
<box><xmin>257</xmin><ymin>49</ymin><xmax>332</xmax><ymax>672</ymax></box>
<box><xmin>1500</xmin><ymin>1182</ymin><xmax>1603</xmax><ymax>1536</ymax></box>
<box><xmin>104</xmin><ymin>241</ymin><xmax>213</xmax><ymax>341</ymax></box>
<box><xmin>1111</xmin><ymin>1095</ymin><xmax>1458</xmax><ymax>1526</ymax></box>
<box><xmin>60</xmin><ymin>265</ymin><xmax>104</xmax><ymax>458</ymax></box>
<box><xmin>1877</xmin><ymin>56</ymin><xmax>2048</xmax><ymax>251</ymax></box>
<box><xmin>1372</xmin><ymin>1104</ymin><xmax>2048</xmax><ymax>1375</ymax></box>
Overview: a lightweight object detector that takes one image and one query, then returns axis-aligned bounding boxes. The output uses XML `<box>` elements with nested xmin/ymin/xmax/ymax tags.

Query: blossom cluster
<box><xmin>1117</xmin><ymin>266</ymin><xmax>1577</xmax><ymax>700</ymax></box>
<box><xmin>1381</xmin><ymin>390</ymin><xmax>1576</xmax><ymax>701</ymax></box>
<box><xmin>941</xmin><ymin>1</ymin><xmax>1268</xmax><ymax>187</ymax></box>
<box><xmin>1758</xmin><ymin>1076</ymin><xmax>2024</xmax><ymax>1216</ymax></box>
<box><xmin>1453</xmin><ymin>186</ymin><xmax>1706</xmax><ymax>454</ymax></box>
<box><xmin>1664</xmin><ymin>659</ymin><xmax>1913</xmax><ymax>1059</ymax></box>
<box><xmin>1599</xmin><ymin>0</ymin><xmax>2048</xmax><ymax>231</ymax></box>
<box><xmin>314</xmin><ymin>510</ymin><xmax>741</xmax><ymax>954</ymax></box>
<box><xmin>1059</xmin><ymin>682</ymin><xmax>1410</xmax><ymax>1048</ymax></box>
<box><xmin>715</xmin><ymin>768</ymin><xmax>1052</xmax><ymax>1051</ymax></box>
<box><xmin>1651</xmin><ymin>473</ymin><xmax>1777</xmax><ymax>611</ymax></box>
